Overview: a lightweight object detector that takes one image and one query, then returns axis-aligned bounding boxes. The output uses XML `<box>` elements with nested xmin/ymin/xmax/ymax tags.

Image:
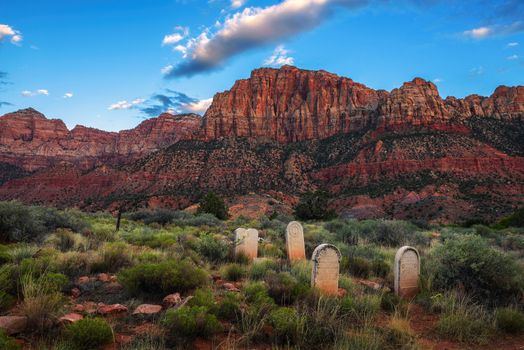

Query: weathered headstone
<box><xmin>286</xmin><ymin>221</ymin><xmax>306</xmax><ymax>261</ymax></box>
<box><xmin>311</xmin><ymin>244</ymin><xmax>341</xmax><ymax>295</ymax></box>
<box><xmin>394</xmin><ymin>246</ymin><xmax>420</xmax><ymax>299</ymax></box>
<box><xmin>234</xmin><ymin>228</ymin><xmax>258</xmax><ymax>260</ymax></box>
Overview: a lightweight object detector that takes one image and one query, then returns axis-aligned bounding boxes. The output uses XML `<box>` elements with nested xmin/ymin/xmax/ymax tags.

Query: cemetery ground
<box><xmin>0</xmin><ymin>201</ymin><xmax>523</xmax><ymax>349</ymax></box>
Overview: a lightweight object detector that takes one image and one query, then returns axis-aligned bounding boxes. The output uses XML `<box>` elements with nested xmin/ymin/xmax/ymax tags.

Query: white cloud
<box><xmin>162</xmin><ymin>26</ymin><xmax>189</xmax><ymax>46</ymax></box>
<box><xmin>161</xmin><ymin>64</ymin><xmax>174</xmax><ymax>75</ymax></box>
<box><xmin>507</xmin><ymin>42</ymin><xmax>519</xmax><ymax>47</ymax></box>
<box><xmin>165</xmin><ymin>0</ymin><xmax>365</xmax><ymax>78</ymax></box>
<box><xmin>470</xmin><ymin>66</ymin><xmax>484</xmax><ymax>76</ymax></box>
<box><xmin>463</xmin><ymin>21</ymin><xmax>524</xmax><ymax>39</ymax></box>
<box><xmin>507</xmin><ymin>54</ymin><xmax>519</xmax><ymax>60</ymax></box>
<box><xmin>432</xmin><ymin>78</ymin><xmax>443</xmax><ymax>83</ymax></box>
<box><xmin>21</xmin><ymin>89</ymin><xmax>49</xmax><ymax>97</ymax></box>
<box><xmin>231</xmin><ymin>0</ymin><xmax>247</xmax><ymax>9</ymax></box>
<box><xmin>0</xmin><ymin>24</ymin><xmax>23</xmax><ymax>45</ymax></box>
<box><xmin>264</xmin><ymin>45</ymin><xmax>295</xmax><ymax>66</ymax></box>
<box><xmin>63</xmin><ymin>92</ymin><xmax>73</xmax><ymax>98</ymax></box>
<box><xmin>108</xmin><ymin>98</ymin><xmax>144</xmax><ymax>110</ymax></box>
<box><xmin>183</xmin><ymin>98</ymin><xmax>213</xmax><ymax>114</ymax></box>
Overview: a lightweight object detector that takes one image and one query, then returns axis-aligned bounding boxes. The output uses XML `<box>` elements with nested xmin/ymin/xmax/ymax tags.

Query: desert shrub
<box><xmin>178</xmin><ymin>213</ymin><xmax>221</xmax><ymax>227</ymax></box>
<box><xmin>243</xmin><ymin>281</ymin><xmax>274</xmax><ymax>306</ymax></box>
<box><xmin>495</xmin><ymin>307</ymin><xmax>524</xmax><ymax>334</ymax></box>
<box><xmin>384</xmin><ymin>316</ymin><xmax>417</xmax><ymax>349</ymax></box>
<box><xmin>163</xmin><ymin>305</ymin><xmax>222</xmax><ymax>339</ymax></box>
<box><xmin>118</xmin><ymin>259</ymin><xmax>208</xmax><ymax>297</ymax></box>
<box><xmin>9</xmin><ymin>244</ymin><xmax>39</xmax><ymax>264</ymax></box>
<box><xmin>188</xmin><ymin>288</ymin><xmax>216</xmax><ymax>311</ymax></box>
<box><xmin>294</xmin><ymin>190</ymin><xmax>336</xmax><ymax>221</ymax></box>
<box><xmin>128</xmin><ymin>208</ymin><xmax>176</xmax><ymax>225</ymax></box>
<box><xmin>91</xmin><ymin>242</ymin><xmax>133</xmax><ymax>273</ymax></box>
<box><xmin>20</xmin><ymin>272</ymin><xmax>67</xmax><ymax>332</ymax></box>
<box><xmin>428</xmin><ymin>234</ymin><xmax>524</xmax><ymax>305</ymax></box>
<box><xmin>65</xmin><ymin>317</ymin><xmax>113</xmax><ymax>350</ymax></box>
<box><xmin>0</xmin><ymin>330</ymin><xmax>20</xmax><ymax>350</ymax></box>
<box><xmin>249</xmin><ymin>259</ymin><xmax>278</xmax><ymax>280</ymax></box>
<box><xmin>367</xmin><ymin>220</ymin><xmax>422</xmax><ymax>247</ymax></box>
<box><xmin>0</xmin><ymin>264</ymin><xmax>16</xmax><ymax>312</ymax></box>
<box><xmin>196</xmin><ymin>192</ymin><xmax>228</xmax><ymax>220</ymax></box>
<box><xmin>265</xmin><ymin>271</ymin><xmax>308</xmax><ymax>305</ymax></box>
<box><xmin>269</xmin><ymin>307</ymin><xmax>303</xmax><ymax>345</ymax></box>
<box><xmin>372</xmin><ymin>259</ymin><xmax>390</xmax><ymax>278</ymax></box>
<box><xmin>197</xmin><ymin>234</ymin><xmax>229</xmax><ymax>263</ymax></box>
<box><xmin>221</xmin><ymin>263</ymin><xmax>246</xmax><ymax>282</ymax></box>
<box><xmin>343</xmin><ymin>256</ymin><xmax>371</xmax><ymax>278</ymax></box>
<box><xmin>218</xmin><ymin>292</ymin><xmax>241</xmax><ymax>321</ymax></box>
<box><xmin>340</xmin><ymin>294</ymin><xmax>381</xmax><ymax>324</ymax></box>
<box><xmin>436</xmin><ymin>295</ymin><xmax>494</xmax><ymax>344</ymax></box>
<box><xmin>496</xmin><ymin>207</ymin><xmax>524</xmax><ymax>228</ymax></box>
<box><xmin>89</xmin><ymin>222</ymin><xmax>117</xmax><ymax>243</ymax></box>
<box><xmin>46</xmin><ymin>229</ymin><xmax>88</xmax><ymax>252</ymax></box>
<box><xmin>335</xmin><ymin>329</ymin><xmax>384</xmax><ymax>350</ymax></box>
<box><xmin>381</xmin><ymin>293</ymin><xmax>407</xmax><ymax>314</ymax></box>
<box><xmin>298</xmin><ymin>297</ymin><xmax>344</xmax><ymax>348</ymax></box>
<box><xmin>52</xmin><ymin>251</ymin><xmax>94</xmax><ymax>278</ymax></box>
<box><xmin>0</xmin><ymin>201</ymin><xmax>45</xmax><ymax>242</ymax></box>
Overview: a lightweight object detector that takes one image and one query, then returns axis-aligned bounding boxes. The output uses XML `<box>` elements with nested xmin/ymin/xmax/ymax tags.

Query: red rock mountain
<box><xmin>1</xmin><ymin>66</ymin><xmax>523</xmax><ymax>223</ymax></box>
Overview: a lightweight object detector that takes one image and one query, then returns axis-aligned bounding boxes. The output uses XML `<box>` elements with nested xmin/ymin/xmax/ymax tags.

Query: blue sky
<box><xmin>1</xmin><ymin>0</ymin><xmax>523</xmax><ymax>131</ymax></box>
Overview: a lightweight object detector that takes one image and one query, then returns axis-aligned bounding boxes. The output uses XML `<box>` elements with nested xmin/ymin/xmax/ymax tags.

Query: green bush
<box><xmin>128</xmin><ymin>208</ymin><xmax>176</xmax><ymax>225</ymax></box>
<box><xmin>265</xmin><ymin>271</ymin><xmax>310</xmax><ymax>305</ymax></box>
<box><xmin>218</xmin><ymin>292</ymin><xmax>241</xmax><ymax>321</ymax></box>
<box><xmin>197</xmin><ymin>234</ymin><xmax>229</xmax><ymax>263</ymax></box>
<box><xmin>294</xmin><ymin>190</ymin><xmax>336</xmax><ymax>221</ymax></box>
<box><xmin>243</xmin><ymin>281</ymin><xmax>274</xmax><ymax>306</ymax></box>
<box><xmin>188</xmin><ymin>288</ymin><xmax>216</xmax><ymax>311</ymax></box>
<box><xmin>269</xmin><ymin>307</ymin><xmax>302</xmax><ymax>344</ymax></box>
<box><xmin>249</xmin><ymin>259</ymin><xmax>278</xmax><ymax>280</ymax></box>
<box><xmin>91</xmin><ymin>242</ymin><xmax>132</xmax><ymax>273</ymax></box>
<box><xmin>428</xmin><ymin>235</ymin><xmax>524</xmax><ymax>305</ymax></box>
<box><xmin>372</xmin><ymin>259</ymin><xmax>390</xmax><ymax>278</ymax></box>
<box><xmin>496</xmin><ymin>207</ymin><xmax>524</xmax><ymax>228</ymax></box>
<box><xmin>368</xmin><ymin>220</ymin><xmax>421</xmax><ymax>247</ymax></box>
<box><xmin>343</xmin><ymin>256</ymin><xmax>371</xmax><ymax>278</ymax></box>
<box><xmin>221</xmin><ymin>263</ymin><xmax>246</xmax><ymax>282</ymax></box>
<box><xmin>119</xmin><ymin>259</ymin><xmax>208</xmax><ymax>297</ymax></box>
<box><xmin>163</xmin><ymin>305</ymin><xmax>222</xmax><ymax>339</ymax></box>
<box><xmin>65</xmin><ymin>317</ymin><xmax>113</xmax><ymax>350</ymax></box>
<box><xmin>196</xmin><ymin>192</ymin><xmax>229</xmax><ymax>220</ymax></box>
<box><xmin>0</xmin><ymin>330</ymin><xmax>20</xmax><ymax>350</ymax></box>
<box><xmin>495</xmin><ymin>308</ymin><xmax>524</xmax><ymax>334</ymax></box>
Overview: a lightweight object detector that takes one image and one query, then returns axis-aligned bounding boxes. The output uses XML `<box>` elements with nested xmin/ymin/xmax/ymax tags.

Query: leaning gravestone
<box><xmin>234</xmin><ymin>228</ymin><xmax>258</xmax><ymax>260</ymax></box>
<box><xmin>286</xmin><ymin>221</ymin><xmax>306</xmax><ymax>261</ymax></box>
<box><xmin>311</xmin><ymin>244</ymin><xmax>341</xmax><ymax>295</ymax></box>
<box><xmin>394</xmin><ymin>246</ymin><xmax>420</xmax><ymax>299</ymax></box>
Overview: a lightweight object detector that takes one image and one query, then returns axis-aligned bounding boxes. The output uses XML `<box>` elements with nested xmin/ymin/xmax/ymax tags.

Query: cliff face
<box><xmin>0</xmin><ymin>66</ymin><xmax>523</xmax><ymax>222</ymax></box>
<box><xmin>0</xmin><ymin>109</ymin><xmax>201</xmax><ymax>171</ymax></box>
<box><xmin>203</xmin><ymin>66</ymin><xmax>524</xmax><ymax>142</ymax></box>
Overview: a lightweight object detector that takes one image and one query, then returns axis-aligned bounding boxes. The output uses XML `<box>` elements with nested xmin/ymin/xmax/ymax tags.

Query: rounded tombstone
<box><xmin>394</xmin><ymin>246</ymin><xmax>420</xmax><ymax>299</ymax></box>
<box><xmin>311</xmin><ymin>244</ymin><xmax>341</xmax><ymax>295</ymax></box>
<box><xmin>286</xmin><ymin>221</ymin><xmax>306</xmax><ymax>261</ymax></box>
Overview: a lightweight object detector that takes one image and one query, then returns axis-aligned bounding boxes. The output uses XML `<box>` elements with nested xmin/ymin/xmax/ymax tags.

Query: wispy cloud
<box><xmin>164</xmin><ymin>0</ymin><xmax>366</xmax><ymax>78</ymax></box>
<box><xmin>108</xmin><ymin>90</ymin><xmax>212</xmax><ymax>116</ymax></box>
<box><xmin>507</xmin><ymin>42</ymin><xmax>519</xmax><ymax>47</ymax></box>
<box><xmin>264</xmin><ymin>45</ymin><xmax>294</xmax><ymax>66</ymax></box>
<box><xmin>507</xmin><ymin>54</ymin><xmax>519</xmax><ymax>60</ymax></box>
<box><xmin>63</xmin><ymin>92</ymin><xmax>74</xmax><ymax>99</ymax></box>
<box><xmin>162</xmin><ymin>26</ymin><xmax>189</xmax><ymax>46</ymax></box>
<box><xmin>462</xmin><ymin>21</ymin><xmax>524</xmax><ymax>39</ymax></box>
<box><xmin>469</xmin><ymin>66</ymin><xmax>484</xmax><ymax>76</ymax></box>
<box><xmin>108</xmin><ymin>98</ymin><xmax>144</xmax><ymax>110</ymax></box>
<box><xmin>20</xmin><ymin>89</ymin><xmax>49</xmax><ymax>97</ymax></box>
<box><xmin>0</xmin><ymin>24</ymin><xmax>23</xmax><ymax>45</ymax></box>
<box><xmin>432</xmin><ymin>78</ymin><xmax>443</xmax><ymax>83</ymax></box>
<box><xmin>231</xmin><ymin>0</ymin><xmax>247</xmax><ymax>9</ymax></box>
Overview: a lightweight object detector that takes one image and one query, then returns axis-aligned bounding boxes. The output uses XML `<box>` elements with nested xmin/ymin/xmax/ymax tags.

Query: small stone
<box><xmin>59</xmin><ymin>313</ymin><xmax>83</xmax><ymax>324</ymax></box>
<box><xmin>337</xmin><ymin>288</ymin><xmax>347</xmax><ymax>298</ymax></box>
<box><xmin>77</xmin><ymin>276</ymin><xmax>90</xmax><ymax>284</ymax></box>
<box><xmin>132</xmin><ymin>304</ymin><xmax>162</xmax><ymax>315</ymax></box>
<box><xmin>98</xmin><ymin>273</ymin><xmax>110</xmax><ymax>283</ymax></box>
<box><xmin>0</xmin><ymin>316</ymin><xmax>28</xmax><ymax>335</ymax></box>
<box><xmin>97</xmin><ymin>303</ymin><xmax>128</xmax><ymax>315</ymax></box>
<box><xmin>163</xmin><ymin>293</ymin><xmax>182</xmax><ymax>308</ymax></box>
<box><xmin>71</xmin><ymin>287</ymin><xmax>81</xmax><ymax>298</ymax></box>
<box><xmin>222</xmin><ymin>283</ymin><xmax>240</xmax><ymax>292</ymax></box>
<box><xmin>73</xmin><ymin>304</ymin><xmax>85</xmax><ymax>312</ymax></box>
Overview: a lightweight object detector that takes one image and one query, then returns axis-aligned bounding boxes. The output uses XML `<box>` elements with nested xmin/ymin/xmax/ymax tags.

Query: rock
<box><xmin>97</xmin><ymin>273</ymin><xmax>111</xmax><ymax>283</ymax></box>
<box><xmin>59</xmin><ymin>313</ymin><xmax>83</xmax><ymax>324</ymax></box>
<box><xmin>0</xmin><ymin>316</ymin><xmax>28</xmax><ymax>335</ymax></box>
<box><xmin>97</xmin><ymin>303</ymin><xmax>128</xmax><ymax>315</ymax></box>
<box><xmin>132</xmin><ymin>304</ymin><xmax>162</xmax><ymax>315</ymax></box>
<box><xmin>71</xmin><ymin>287</ymin><xmax>81</xmax><ymax>298</ymax></box>
<box><xmin>222</xmin><ymin>283</ymin><xmax>240</xmax><ymax>292</ymax></box>
<box><xmin>104</xmin><ymin>282</ymin><xmax>123</xmax><ymax>294</ymax></box>
<box><xmin>357</xmin><ymin>279</ymin><xmax>385</xmax><ymax>291</ymax></box>
<box><xmin>163</xmin><ymin>293</ymin><xmax>182</xmax><ymax>308</ymax></box>
<box><xmin>77</xmin><ymin>276</ymin><xmax>90</xmax><ymax>284</ymax></box>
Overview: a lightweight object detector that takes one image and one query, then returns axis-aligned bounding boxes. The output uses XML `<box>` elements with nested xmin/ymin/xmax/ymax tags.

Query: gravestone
<box><xmin>286</xmin><ymin>221</ymin><xmax>306</xmax><ymax>261</ymax></box>
<box><xmin>394</xmin><ymin>246</ymin><xmax>420</xmax><ymax>299</ymax></box>
<box><xmin>311</xmin><ymin>244</ymin><xmax>341</xmax><ymax>295</ymax></box>
<box><xmin>234</xmin><ymin>228</ymin><xmax>258</xmax><ymax>260</ymax></box>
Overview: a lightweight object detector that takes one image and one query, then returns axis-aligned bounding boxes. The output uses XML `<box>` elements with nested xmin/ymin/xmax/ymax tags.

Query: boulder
<box><xmin>0</xmin><ymin>316</ymin><xmax>28</xmax><ymax>335</ymax></box>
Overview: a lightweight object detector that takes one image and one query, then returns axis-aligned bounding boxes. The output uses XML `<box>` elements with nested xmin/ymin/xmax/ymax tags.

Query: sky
<box><xmin>0</xmin><ymin>0</ymin><xmax>523</xmax><ymax>132</ymax></box>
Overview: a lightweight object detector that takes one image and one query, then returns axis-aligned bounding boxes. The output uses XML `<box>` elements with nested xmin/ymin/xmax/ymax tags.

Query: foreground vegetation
<box><xmin>0</xmin><ymin>200</ymin><xmax>523</xmax><ymax>349</ymax></box>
